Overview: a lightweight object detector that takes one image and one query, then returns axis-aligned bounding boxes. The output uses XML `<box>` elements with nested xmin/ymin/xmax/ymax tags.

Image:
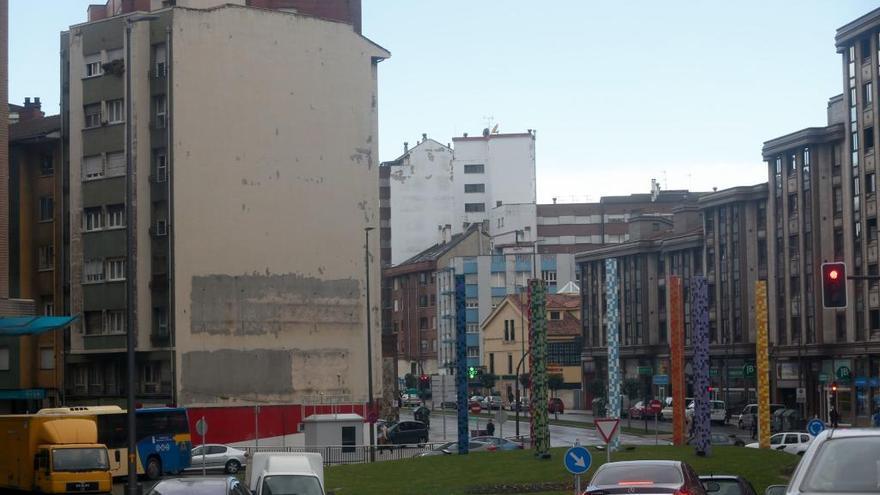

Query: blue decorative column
<box><xmin>691</xmin><ymin>276</ymin><xmax>711</xmax><ymax>456</ymax></box>
<box><xmin>530</xmin><ymin>279</ymin><xmax>550</xmax><ymax>458</ymax></box>
<box><xmin>605</xmin><ymin>258</ymin><xmax>621</xmax><ymax>450</ymax></box>
<box><xmin>455</xmin><ymin>274</ymin><xmax>469</xmax><ymax>454</ymax></box>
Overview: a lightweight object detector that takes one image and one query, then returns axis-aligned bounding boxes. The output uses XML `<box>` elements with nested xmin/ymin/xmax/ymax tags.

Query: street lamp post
<box><xmin>125</xmin><ymin>14</ymin><xmax>158</xmax><ymax>495</ymax></box>
<box><xmin>364</xmin><ymin>227</ymin><xmax>375</xmax><ymax>462</ymax></box>
<box><xmin>514</xmin><ymin>349</ymin><xmax>532</xmax><ymax>438</ymax></box>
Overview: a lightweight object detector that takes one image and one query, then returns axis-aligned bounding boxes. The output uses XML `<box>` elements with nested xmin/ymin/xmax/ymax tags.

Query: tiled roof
<box><xmin>398</xmin><ymin>224</ymin><xmax>482</xmax><ymax>265</ymax></box>
<box><xmin>506</xmin><ymin>293</ymin><xmax>581</xmax><ymax>336</ymax></box>
<box><xmin>10</xmin><ymin>115</ymin><xmax>61</xmax><ymax>142</ymax></box>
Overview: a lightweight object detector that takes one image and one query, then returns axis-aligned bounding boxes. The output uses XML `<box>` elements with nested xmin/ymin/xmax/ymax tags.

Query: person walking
<box><xmin>830</xmin><ymin>405</ymin><xmax>840</xmax><ymax>428</ymax></box>
<box><xmin>751</xmin><ymin>416</ymin><xmax>758</xmax><ymax>440</ymax></box>
<box><xmin>486</xmin><ymin>418</ymin><xmax>495</xmax><ymax>436</ymax></box>
<box><xmin>871</xmin><ymin>408</ymin><xmax>880</xmax><ymax>428</ymax></box>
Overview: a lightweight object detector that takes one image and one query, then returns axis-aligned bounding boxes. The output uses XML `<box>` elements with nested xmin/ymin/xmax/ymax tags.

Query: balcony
<box><xmin>515</xmin><ymin>258</ymin><xmax>532</xmax><ymax>273</ymax></box>
<box><xmin>151</xmin><ymin>327</ymin><xmax>171</xmax><ymax>347</ymax></box>
<box><xmin>868</xmin><ymin>200</ymin><xmax>877</xmax><ymax>218</ymax></box>
<box><xmin>789</xmin><ymin>258</ymin><xmax>800</xmax><ymax>276</ymax></box>
<box><xmin>463</xmin><ymin>261</ymin><xmax>478</xmax><ymax>274</ymax></box>
<box><xmin>788</xmin><ymin>218</ymin><xmax>799</xmax><ymax>234</ymax></box>
<box><xmin>491</xmin><ymin>287</ymin><xmax>507</xmax><ymax>297</ymax></box>
<box><xmin>491</xmin><ymin>256</ymin><xmax>506</xmax><ymax>273</ymax></box>
<box><xmin>869</xmin><ymin>243</ymin><xmax>879</xmax><ymax>263</ymax></box>
<box><xmin>465</xmin><ymin>284</ymin><xmax>478</xmax><ymax>298</ymax></box>
<box><xmin>867</xmin><ymin>151</ymin><xmax>876</xmax><ymax>173</ymax></box>
<box><xmin>870</xmin><ymin>289</ymin><xmax>880</xmax><ymax>308</ymax></box>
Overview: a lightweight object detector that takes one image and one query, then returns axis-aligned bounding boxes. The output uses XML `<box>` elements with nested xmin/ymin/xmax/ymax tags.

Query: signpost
<box><xmin>196</xmin><ymin>417</ymin><xmax>208</xmax><ymax>476</ymax></box>
<box><xmin>470</xmin><ymin>402</ymin><xmax>481</xmax><ymax>433</ymax></box>
<box><xmin>648</xmin><ymin>399</ymin><xmax>663</xmax><ymax>445</ymax></box>
<box><xmin>796</xmin><ymin>387</ymin><xmax>806</xmax><ymax>404</ymax></box>
<box><xmin>743</xmin><ymin>363</ymin><xmax>757</xmax><ymax>379</ymax></box>
<box><xmin>652</xmin><ymin>375</ymin><xmax>669</xmax><ymax>386</ymax></box>
<box><xmin>807</xmin><ymin>418</ymin><xmax>825</xmax><ymax>437</ymax></box>
<box><xmin>564</xmin><ymin>441</ymin><xmax>591</xmax><ymax>495</ymax></box>
<box><xmin>495</xmin><ymin>409</ymin><xmax>507</xmax><ymax>438</ymax></box>
<box><xmin>595</xmin><ymin>418</ymin><xmax>620</xmax><ymax>464</ymax></box>
<box><xmin>837</xmin><ymin>366</ymin><xmax>852</xmax><ymax>382</ymax></box>
<box><xmin>638</xmin><ymin>366</ymin><xmax>653</xmax><ymax>376</ymax></box>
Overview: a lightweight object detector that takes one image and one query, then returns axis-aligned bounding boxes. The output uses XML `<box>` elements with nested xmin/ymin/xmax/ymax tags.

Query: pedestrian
<box><xmin>872</xmin><ymin>408</ymin><xmax>880</xmax><ymax>428</ymax></box>
<box><xmin>830</xmin><ymin>405</ymin><xmax>840</xmax><ymax>428</ymax></box>
<box><xmin>486</xmin><ymin>418</ymin><xmax>495</xmax><ymax>436</ymax></box>
<box><xmin>751</xmin><ymin>416</ymin><xmax>757</xmax><ymax>440</ymax></box>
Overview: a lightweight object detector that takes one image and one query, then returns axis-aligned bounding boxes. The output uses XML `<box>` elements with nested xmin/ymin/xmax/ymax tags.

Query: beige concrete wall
<box><xmin>170</xmin><ymin>6</ymin><xmax>388</xmax><ymax>406</ymax></box>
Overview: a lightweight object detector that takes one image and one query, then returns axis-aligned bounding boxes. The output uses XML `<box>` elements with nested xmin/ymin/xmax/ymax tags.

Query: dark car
<box><xmin>385</xmin><ymin>420</ymin><xmax>428</xmax><ymax>445</ymax></box>
<box><xmin>700</xmin><ymin>475</ymin><xmax>757</xmax><ymax>495</ymax></box>
<box><xmin>549</xmin><ymin>397</ymin><xmax>565</xmax><ymax>414</ymax></box>
<box><xmin>586</xmin><ymin>460</ymin><xmax>708</xmax><ymax>495</ymax></box>
<box><xmin>146</xmin><ymin>477</ymin><xmax>250</xmax><ymax>495</ymax></box>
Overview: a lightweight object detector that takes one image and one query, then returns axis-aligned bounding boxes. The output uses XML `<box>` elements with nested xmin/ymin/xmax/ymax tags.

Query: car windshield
<box><xmin>801</xmin><ymin>437</ymin><xmax>880</xmax><ymax>492</ymax></box>
<box><xmin>147</xmin><ymin>480</ymin><xmax>227</xmax><ymax>495</ymax></box>
<box><xmin>592</xmin><ymin>464</ymin><xmax>683</xmax><ymax>485</ymax></box>
<box><xmin>52</xmin><ymin>448</ymin><xmax>109</xmax><ymax>472</ymax></box>
<box><xmin>261</xmin><ymin>475</ymin><xmax>323</xmax><ymax>495</ymax></box>
<box><xmin>706</xmin><ymin>479</ymin><xmax>742</xmax><ymax>495</ymax></box>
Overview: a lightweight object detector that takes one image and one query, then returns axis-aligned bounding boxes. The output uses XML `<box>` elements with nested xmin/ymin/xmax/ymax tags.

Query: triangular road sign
<box><xmin>595</xmin><ymin>418</ymin><xmax>620</xmax><ymax>444</ymax></box>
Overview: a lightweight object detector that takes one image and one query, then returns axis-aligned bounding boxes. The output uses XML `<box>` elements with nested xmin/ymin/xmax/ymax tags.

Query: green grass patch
<box><xmin>325</xmin><ymin>445</ymin><xmax>797</xmax><ymax>495</ymax></box>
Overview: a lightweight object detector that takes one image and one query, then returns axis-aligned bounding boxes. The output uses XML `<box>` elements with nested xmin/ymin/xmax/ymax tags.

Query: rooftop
<box><xmin>10</xmin><ymin>114</ymin><xmax>61</xmax><ymax>142</ymax></box>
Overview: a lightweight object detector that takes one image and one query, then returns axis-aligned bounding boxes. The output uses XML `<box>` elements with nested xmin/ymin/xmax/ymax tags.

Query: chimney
<box><xmin>421</xmin><ymin>133</ymin><xmax>427</xmax><ymax>142</ymax></box>
<box><xmin>463</xmin><ymin>133</ymin><xmax>468</xmax><ymax>138</ymax></box>
<box><xmin>18</xmin><ymin>96</ymin><xmax>44</xmax><ymax>122</ymax></box>
<box><xmin>553</xmin><ymin>197</ymin><xmax>557</xmax><ymax>204</ymax></box>
<box><xmin>403</xmin><ymin>142</ymin><xmax>408</xmax><ymax>153</ymax></box>
<box><xmin>438</xmin><ymin>225</ymin><xmax>444</xmax><ymax>245</ymax></box>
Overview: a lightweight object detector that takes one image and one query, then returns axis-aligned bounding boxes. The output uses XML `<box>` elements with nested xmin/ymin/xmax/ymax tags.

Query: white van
<box><xmin>686</xmin><ymin>400</ymin><xmax>727</xmax><ymax>424</ymax></box>
<box><xmin>247</xmin><ymin>453</ymin><xmax>324</xmax><ymax>495</ymax></box>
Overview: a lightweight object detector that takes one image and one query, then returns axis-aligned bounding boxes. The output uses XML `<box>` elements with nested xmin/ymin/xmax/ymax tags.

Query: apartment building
<box><xmin>578</xmin><ymin>186</ymin><xmax>766</xmax><ymax>409</ymax></box>
<box><xmin>383</xmin><ymin>225</ymin><xmax>489</xmax><ymax>378</ymax></box>
<box><xmin>436</xmin><ymin>251</ymin><xmax>578</xmax><ymax>371</ymax></box>
<box><xmin>61</xmin><ymin>1</ymin><xmax>387</xmax><ymax>437</ymax></box>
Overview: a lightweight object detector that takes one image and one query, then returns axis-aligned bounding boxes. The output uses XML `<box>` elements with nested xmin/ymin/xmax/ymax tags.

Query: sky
<box><xmin>10</xmin><ymin>1</ymin><xmax>880</xmax><ymax>202</ymax></box>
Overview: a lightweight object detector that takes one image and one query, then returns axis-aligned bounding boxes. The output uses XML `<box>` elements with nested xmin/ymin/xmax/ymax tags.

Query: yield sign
<box><xmin>595</xmin><ymin>418</ymin><xmax>620</xmax><ymax>444</ymax></box>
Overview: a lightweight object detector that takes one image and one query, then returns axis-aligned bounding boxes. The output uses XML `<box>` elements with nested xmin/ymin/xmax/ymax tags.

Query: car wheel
<box><xmin>145</xmin><ymin>456</ymin><xmax>162</xmax><ymax>481</ymax></box>
<box><xmin>225</xmin><ymin>459</ymin><xmax>241</xmax><ymax>474</ymax></box>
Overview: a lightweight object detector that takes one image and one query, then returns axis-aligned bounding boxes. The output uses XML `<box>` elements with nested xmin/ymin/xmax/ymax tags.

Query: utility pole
<box><xmin>365</xmin><ymin>227</ymin><xmax>375</xmax><ymax>462</ymax></box>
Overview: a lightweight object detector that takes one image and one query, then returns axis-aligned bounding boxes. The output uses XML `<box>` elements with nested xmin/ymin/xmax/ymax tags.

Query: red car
<box><xmin>628</xmin><ymin>401</ymin><xmax>647</xmax><ymax>419</ymax></box>
<box><xmin>548</xmin><ymin>397</ymin><xmax>565</xmax><ymax>414</ymax></box>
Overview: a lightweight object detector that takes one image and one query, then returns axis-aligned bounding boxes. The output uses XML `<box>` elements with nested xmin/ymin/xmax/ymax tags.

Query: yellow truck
<box><xmin>0</xmin><ymin>415</ymin><xmax>112</xmax><ymax>494</ymax></box>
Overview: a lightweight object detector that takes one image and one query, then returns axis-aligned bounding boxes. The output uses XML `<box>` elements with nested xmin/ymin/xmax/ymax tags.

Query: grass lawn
<box><xmin>324</xmin><ymin>445</ymin><xmax>798</xmax><ymax>495</ymax></box>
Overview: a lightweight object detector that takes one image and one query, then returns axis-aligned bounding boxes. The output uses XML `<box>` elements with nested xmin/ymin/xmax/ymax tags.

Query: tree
<box><xmin>588</xmin><ymin>380</ymin><xmax>606</xmax><ymax>417</ymax></box>
<box><xmin>622</xmin><ymin>378</ymin><xmax>642</xmax><ymax>428</ymax></box>
<box><xmin>548</xmin><ymin>374</ymin><xmax>565</xmax><ymax>396</ymax></box>
<box><xmin>404</xmin><ymin>373</ymin><xmax>417</xmax><ymax>391</ymax></box>
<box><xmin>519</xmin><ymin>373</ymin><xmax>531</xmax><ymax>390</ymax></box>
<box><xmin>480</xmin><ymin>372</ymin><xmax>498</xmax><ymax>394</ymax></box>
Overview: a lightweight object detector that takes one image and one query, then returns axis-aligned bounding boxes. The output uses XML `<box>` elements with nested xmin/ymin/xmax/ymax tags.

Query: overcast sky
<box><xmin>10</xmin><ymin>1</ymin><xmax>880</xmax><ymax>202</ymax></box>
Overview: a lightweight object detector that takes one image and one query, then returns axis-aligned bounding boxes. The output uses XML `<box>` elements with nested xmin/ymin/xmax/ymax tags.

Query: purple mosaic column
<box><xmin>691</xmin><ymin>276</ymin><xmax>711</xmax><ymax>456</ymax></box>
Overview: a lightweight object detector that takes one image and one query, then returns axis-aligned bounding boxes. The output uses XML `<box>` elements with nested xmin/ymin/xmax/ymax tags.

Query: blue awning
<box><xmin>0</xmin><ymin>388</ymin><xmax>46</xmax><ymax>400</ymax></box>
<box><xmin>0</xmin><ymin>316</ymin><xmax>78</xmax><ymax>336</ymax></box>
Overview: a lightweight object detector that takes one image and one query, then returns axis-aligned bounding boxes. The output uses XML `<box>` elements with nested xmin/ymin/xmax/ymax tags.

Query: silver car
<box><xmin>188</xmin><ymin>444</ymin><xmax>248</xmax><ymax>474</ymax></box>
<box><xmin>768</xmin><ymin>428</ymin><xmax>880</xmax><ymax>494</ymax></box>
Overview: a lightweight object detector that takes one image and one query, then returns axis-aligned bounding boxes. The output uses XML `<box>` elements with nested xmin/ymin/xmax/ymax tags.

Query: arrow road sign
<box><xmin>564</xmin><ymin>445</ymin><xmax>592</xmax><ymax>475</ymax></box>
<box><xmin>807</xmin><ymin>418</ymin><xmax>825</xmax><ymax>437</ymax></box>
<box><xmin>595</xmin><ymin>418</ymin><xmax>620</xmax><ymax>444</ymax></box>
<box><xmin>196</xmin><ymin>417</ymin><xmax>208</xmax><ymax>436</ymax></box>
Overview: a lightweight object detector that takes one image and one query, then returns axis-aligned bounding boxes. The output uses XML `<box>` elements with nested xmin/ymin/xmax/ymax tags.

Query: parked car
<box><xmin>629</xmin><ymin>401</ymin><xmax>647</xmax><ymax>419</ymax></box>
<box><xmin>188</xmin><ymin>444</ymin><xmax>248</xmax><ymax>474</ymax></box>
<box><xmin>402</xmin><ymin>394</ymin><xmax>422</xmax><ymax>407</ymax></box>
<box><xmin>660</xmin><ymin>397</ymin><xmax>693</xmax><ymax>421</ymax></box>
<box><xmin>384</xmin><ymin>420</ymin><xmax>429</xmax><ymax>445</ymax></box>
<box><xmin>586</xmin><ymin>460</ymin><xmax>708</xmax><ymax>495</ymax></box>
<box><xmin>417</xmin><ymin>440</ymin><xmax>492</xmax><ymax>456</ymax></box>
<box><xmin>548</xmin><ymin>397</ymin><xmax>565</xmax><ymax>414</ymax></box>
<box><xmin>772</xmin><ymin>428</ymin><xmax>880</xmax><ymax>494</ymax></box>
<box><xmin>699</xmin><ymin>475</ymin><xmax>758</xmax><ymax>495</ymax></box>
<box><xmin>737</xmin><ymin>403</ymin><xmax>785</xmax><ymax>429</ymax></box>
<box><xmin>763</xmin><ymin>486</ymin><xmax>786</xmax><ymax>495</ymax></box>
<box><xmin>507</xmin><ymin>397</ymin><xmax>528</xmax><ymax>412</ymax></box>
<box><xmin>471</xmin><ymin>436</ymin><xmax>524</xmax><ymax>451</ymax></box>
<box><xmin>688</xmin><ymin>433</ymin><xmax>746</xmax><ymax>447</ymax></box>
<box><xmin>146</xmin><ymin>477</ymin><xmax>250</xmax><ymax>495</ymax></box>
<box><xmin>745</xmin><ymin>432</ymin><xmax>812</xmax><ymax>455</ymax></box>
<box><xmin>469</xmin><ymin>395</ymin><xmax>485</xmax><ymax>408</ymax></box>
<box><xmin>481</xmin><ymin>395</ymin><xmax>503</xmax><ymax>410</ymax></box>
<box><xmin>687</xmin><ymin>400</ymin><xmax>728</xmax><ymax>424</ymax></box>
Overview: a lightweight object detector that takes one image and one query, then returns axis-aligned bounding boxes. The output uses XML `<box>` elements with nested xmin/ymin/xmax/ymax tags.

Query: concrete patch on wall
<box><xmin>291</xmin><ymin>348</ymin><xmax>351</xmax><ymax>396</ymax></box>
<box><xmin>181</xmin><ymin>348</ymin><xmax>293</xmax><ymax>403</ymax></box>
<box><xmin>190</xmin><ymin>273</ymin><xmax>361</xmax><ymax>336</ymax></box>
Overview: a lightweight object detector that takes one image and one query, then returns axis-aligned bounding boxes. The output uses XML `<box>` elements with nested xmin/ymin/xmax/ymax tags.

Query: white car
<box><xmin>746</xmin><ymin>432</ymin><xmax>813</xmax><ymax>455</ymax></box>
<box><xmin>686</xmin><ymin>400</ymin><xmax>727</xmax><ymax>424</ymax></box>
<box><xmin>188</xmin><ymin>444</ymin><xmax>248</xmax><ymax>474</ymax></box>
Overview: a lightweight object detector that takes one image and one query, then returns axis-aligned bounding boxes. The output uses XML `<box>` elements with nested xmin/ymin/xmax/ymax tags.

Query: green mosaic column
<box><xmin>530</xmin><ymin>278</ymin><xmax>550</xmax><ymax>458</ymax></box>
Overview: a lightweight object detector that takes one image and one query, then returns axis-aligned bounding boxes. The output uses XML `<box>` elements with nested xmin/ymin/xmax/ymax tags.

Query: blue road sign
<box><xmin>652</xmin><ymin>374</ymin><xmax>669</xmax><ymax>386</ymax></box>
<box><xmin>807</xmin><ymin>418</ymin><xmax>825</xmax><ymax>437</ymax></box>
<box><xmin>564</xmin><ymin>445</ymin><xmax>592</xmax><ymax>475</ymax></box>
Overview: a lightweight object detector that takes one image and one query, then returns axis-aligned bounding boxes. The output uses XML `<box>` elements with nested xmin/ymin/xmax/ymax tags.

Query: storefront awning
<box><xmin>0</xmin><ymin>316</ymin><xmax>78</xmax><ymax>336</ymax></box>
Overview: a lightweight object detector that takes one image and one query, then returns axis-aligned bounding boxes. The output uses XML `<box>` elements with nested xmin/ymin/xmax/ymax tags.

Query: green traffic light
<box><xmin>467</xmin><ymin>366</ymin><xmax>477</xmax><ymax>379</ymax></box>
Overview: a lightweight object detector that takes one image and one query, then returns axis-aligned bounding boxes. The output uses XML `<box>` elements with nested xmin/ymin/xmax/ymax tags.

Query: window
<box><xmin>489</xmin><ymin>353</ymin><xmax>495</xmax><ymax>374</ymax></box>
<box><xmin>541</xmin><ymin>270</ymin><xmax>557</xmax><ymax>282</ymax></box>
<box><xmin>106</xmin><ymin>258</ymin><xmax>125</xmax><ymax>281</ymax></box>
<box><xmin>156</xmin><ymin>153</ymin><xmax>167</xmax><ymax>182</ymax></box>
<box><xmin>0</xmin><ymin>346</ymin><xmax>9</xmax><ymax>370</ymax></box>
<box><xmin>43</xmin><ymin>300</ymin><xmax>54</xmax><ymax>316</ymax></box>
<box><xmin>833</xmin><ymin>187</ymin><xmax>843</xmax><ymax>215</ymax></box>
<box><xmin>84</xmin><ymin>54</ymin><xmax>102</xmax><ymax>78</ymax></box>
<box><xmin>40</xmin><ymin>155</ymin><xmax>54</xmax><ymax>176</ymax></box>
<box><xmin>106</xmin><ymin>151</ymin><xmax>125</xmax><ymax>177</ymax></box>
<box><xmin>467</xmin><ymin>323</ymin><xmax>479</xmax><ymax>334</ymax></box>
<box><xmin>83</xmin><ymin>155</ymin><xmax>104</xmax><ymax>180</ymax></box>
<box><xmin>84</xmin><ymin>311</ymin><xmax>102</xmax><ymax>335</ymax></box>
<box><xmin>40</xmin><ymin>347</ymin><xmax>54</xmax><ymax>370</ymax></box>
<box><xmin>106</xmin><ymin>310</ymin><xmax>125</xmax><ymax>334</ymax></box>
<box><xmin>465</xmin><ymin>203</ymin><xmax>485</xmax><ymax>213</ymax></box>
<box><xmin>466</xmin><ymin>346</ymin><xmax>480</xmax><ymax>358</ymax></box>
<box><xmin>549</xmin><ymin>311</ymin><xmax>561</xmax><ymax>320</ymax></box>
<box><xmin>142</xmin><ymin>362</ymin><xmax>160</xmax><ymax>391</ymax></box>
<box><xmin>84</xmin><ymin>207</ymin><xmax>103</xmax><ymax>231</ymax></box>
<box><xmin>155</xmin><ymin>219</ymin><xmax>167</xmax><ymax>236</ymax></box>
<box><xmin>154</xmin><ymin>44</ymin><xmax>167</xmax><ymax>78</ymax></box>
<box><xmin>84</xmin><ymin>260</ymin><xmax>105</xmax><ymax>283</ymax></box>
<box><xmin>865</xmin><ymin>82</ymin><xmax>874</xmax><ymax>106</ymax></box>
<box><xmin>508</xmin><ymin>354</ymin><xmax>513</xmax><ymax>375</ymax></box>
<box><xmin>106</xmin><ymin>99</ymin><xmax>124</xmax><ymax>124</ymax></box>
<box><xmin>464</xmin><ymin>164</ymin><xmax>485</xmax><ymax>174</ymax></box>
<box><xmin>869</xmin><ymin>173</ymin><xmax>877</xmax><ymax>195</ymax></box>
<box><xmin>419</xmin><ymin>317</ymin><xmax>428</xmax><ymax>330</ymax></box>
<box><xmin>39</xmin><ymin>197</ymin><xmax>54</xmax><ymax>222</ymax></box>
<box><xmin>464</xmin><ymin>183</ymin><xmax>485</xmax><ymax>193</ymax></box>
<box><xmin>155</xmin><ymin>95</ymin><xmax>166</xmax><ymax>128</ymax></box>
<box><xmin>866</xmin><ymin>127</ymin><xmax>875</xmax><ymax>150</ymax></box>
<box><xmin>38</xmin><ymin>245</ymin><xmax>54</xmax><ymax>271</ymax></box>
<box><xmin>106</xmin><ymin>204</ymin><xmax>125</xmax><ymax>228</ymax></box>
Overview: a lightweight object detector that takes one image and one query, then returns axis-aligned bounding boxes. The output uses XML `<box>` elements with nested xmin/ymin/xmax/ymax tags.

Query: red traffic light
<box><xmin>831</xmin><ymin>382</ymin><xmax>838</xmax><ymax>393</ymax></box>
<box><xmin>822</xmin><ymin>262</ymin><xmax>847</xmax><ymax>309</ymax></box>
<box><xmin>419</xmin><ymin>374</ymin><xmax>428</xmax><ymax>382</ymax></box>
<box><xmin>829</xmin><ymin>269</ymin><xmax>839</xmax><ymax>280</ymax></box>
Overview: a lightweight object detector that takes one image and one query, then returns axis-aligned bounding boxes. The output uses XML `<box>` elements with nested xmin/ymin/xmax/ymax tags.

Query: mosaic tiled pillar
<box><xmin>755</xmin><ymin>280</ymin><xmax>771</xmax><ymax>449</ymax></box>
<box><xmin>530</xmin><ymin>279</ymin><xmax>550</xmax><ymax>457</ymax></box>
<box><xmin>691</xmin><ymin>276</ymin><xmax>711</xmax><ymax>456</ymax></box>
<box><xmin>669</xmin><ymin>275</ymin><xmax>686</xmax><ymax>446</ymax></box>
<box><xmin>455</xmin><ymin>274</ymin><xmax>469</xmax><ymax>454</ymax></box>
<box><xmin>605</xmin><ymin>258</ymin><xmax>621</xmax><ymax>450</ymax></box>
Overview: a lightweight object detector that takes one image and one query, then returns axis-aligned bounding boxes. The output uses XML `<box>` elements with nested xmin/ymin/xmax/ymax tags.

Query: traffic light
<box><xmin>418</xmin><ymin>374</ymin><xmax>430</xmax><ymax>388</ymax></box>
<box><xmin>467</xmin><ymin>366</ymin><xmax>478</xmax><ymax>379</ymax></box>
<box><xmin>822</xmin><ymin>262</ymin><xmax>847</xmax><ymax>308</ymax></box>
<box><xmin>831</xmin><ymin>381</ymin><xmax>838</xmax><ymax>394</ymax></box>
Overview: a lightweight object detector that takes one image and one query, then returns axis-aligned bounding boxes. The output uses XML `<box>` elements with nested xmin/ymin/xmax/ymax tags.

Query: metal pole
<box><xmin>201</xmin><ymin>417</ymin><xmax>206</xmax><ymax>476</ymax></box>
<box><xmin>365</xmin><ymin>228</ymin><xmax>376</xmax><ymax>462</ymax></box>
<box><xmin>255</xmin><ymin>405</ymin><xmax>259</xmax><ymax>450</ymax></box>
<box><xmin>124</xmin><ymin>20</ymin><xmax>138</xmax><ymax>495</ymax></box>
<box><xmin>655</xmin><ymin>412</ymin><xmax>658</xmax><ymax>445</ymax></box>
<box><xmin>442</xmin><ymin>374</ymin><xmax>447</xmax><ymax>440</ymax></box>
